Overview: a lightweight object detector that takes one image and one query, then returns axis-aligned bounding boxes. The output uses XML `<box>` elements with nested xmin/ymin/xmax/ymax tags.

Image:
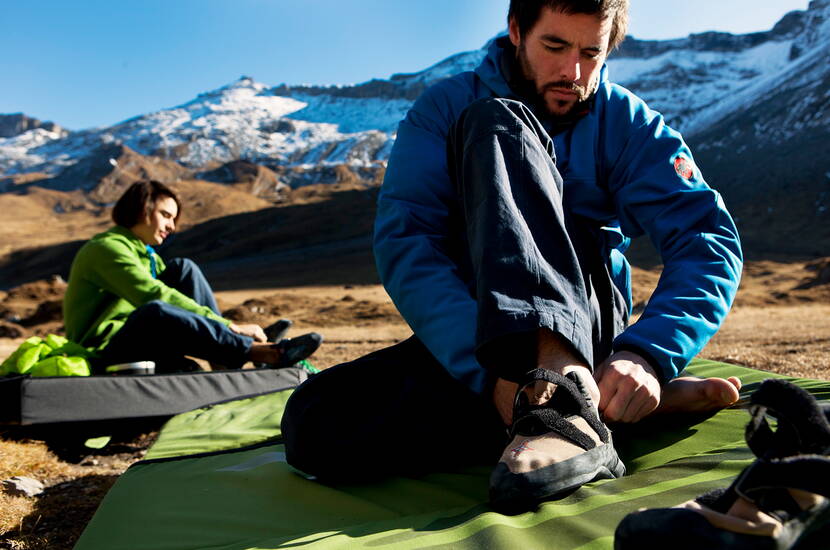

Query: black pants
<box><xmin>283</xmin><ymin>98</ymin><xmax>627</xmax><ymax>480</ymax></box>
<box><xmin>282</xmin><ymin>337</ymin><xmax>506</xmax><ymax>481</ymax></box>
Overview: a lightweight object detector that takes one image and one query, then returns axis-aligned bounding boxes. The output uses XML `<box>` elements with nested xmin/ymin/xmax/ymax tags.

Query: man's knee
<box><xmin>455</xmin><ymin>98</ymin><xmax>544</xmax><ymax>140</ymax></box>
<box><xmin>282</xmin><ymin>375</ymin><xmax>341</xmax><ymax>477</ymax></box>
<box><xmin>449</xmin><ymin>98</ymin><xmax>555</xmax><ymax>182</ymax></box>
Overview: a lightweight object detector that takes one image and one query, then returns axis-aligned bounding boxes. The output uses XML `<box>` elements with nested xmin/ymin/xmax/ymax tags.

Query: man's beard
<box><xmin>515</xmin><ymin>42</ymin><xmax>595</xmax><ymax>120</ymax></box>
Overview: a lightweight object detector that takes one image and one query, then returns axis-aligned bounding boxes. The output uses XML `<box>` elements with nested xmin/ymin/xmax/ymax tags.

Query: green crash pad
<box><xmin>75</xmin><ymin>360</ymin><xmax>830</xmax><ymax>550</ymax></box>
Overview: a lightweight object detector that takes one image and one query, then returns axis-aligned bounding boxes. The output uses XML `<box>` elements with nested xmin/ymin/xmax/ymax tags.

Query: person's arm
<box><xmin>82</xmin><ymin>237</ymin><xmax>231</xmax><ymax>326</ymax></box>
<box><xmin>374</xmin><ymin>80</ymin><xmax>490</xmax><ymax>394</ymax></box>
<box><xmin>602</xmin><ymin>90</ymin><xmax>743</xmax><ymax>384</ymax></box>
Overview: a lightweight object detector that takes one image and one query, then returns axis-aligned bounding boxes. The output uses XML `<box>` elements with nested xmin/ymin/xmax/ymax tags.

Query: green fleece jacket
<box><xmin>63</xmin><ymin>226</ymin><xmax>230</xmax><ymax>351</ymax></box>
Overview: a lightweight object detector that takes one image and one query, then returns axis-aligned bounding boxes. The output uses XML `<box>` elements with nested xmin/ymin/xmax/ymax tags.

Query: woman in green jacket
<box><xmin>63</xmin><ymin>180</ymin><xmax>321</xmax><ymax>373</ymax></box>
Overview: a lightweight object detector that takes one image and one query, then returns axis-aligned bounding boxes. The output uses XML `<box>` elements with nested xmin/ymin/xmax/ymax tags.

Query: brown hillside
<box><xmin>0</xmin><ymin>179</ymin><xmax>275</xmax><ymax>289</ymax></box>
<box><xmin>198</xmin><ymin>160</ymin><xmax>288</xmax><ymax>201</ymax></box>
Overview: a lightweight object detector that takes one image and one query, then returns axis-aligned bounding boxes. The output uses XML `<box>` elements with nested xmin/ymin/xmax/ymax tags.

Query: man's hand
<box><xmin>228</xmin><ymin>323</ymin><xmax>267</xmax><ymax>343</ymax></box>
<box><xmin>594</xmin><ymin>351</ymin><xmax>661</xmax><ymax>423</ymax></box>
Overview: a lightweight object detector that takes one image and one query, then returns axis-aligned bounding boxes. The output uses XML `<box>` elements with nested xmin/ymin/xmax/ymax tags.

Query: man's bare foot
<box><xmin>536</xmin><ymin>329</ymin><xmax>599</xmax><ymax>403</ymax></box>
<box><xmin>653</xmin><ymin>376</ymin><xmax>742</xmax><ymax>415</ymax></box>
<box><xmin>491</xmin><ymin>330</ymin><xmax>596</xmax><ymax>426</ymax></box>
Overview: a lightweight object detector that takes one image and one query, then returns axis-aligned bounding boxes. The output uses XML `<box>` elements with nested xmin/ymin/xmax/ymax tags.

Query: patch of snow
<box><xmin>732</xmin><ymin>40</ymin><xmax>795</xmax><ymax>72</ymax></box>
<box><xmin>0</xmin><ymin>128</ymin><xmax>65</xmax><ymax>173</ymax></box>
<box><xmin>408</xmin><ymin>49</ymin><xmax>488</xmax><ymax>85</ymax></box>
<box><xmin>286</xmin><ymin>94</ymin><xmax>411</xmax><ymax>134</ymax></box>
<box><xmin>683</xmin><ymin>35</ymin><xmax>828</xmax><ymax>135</ymax></box>
<box><xmin>608</xmin><ymin>40</ymin><xmax>794</xmax><ymax>132</ymax></box>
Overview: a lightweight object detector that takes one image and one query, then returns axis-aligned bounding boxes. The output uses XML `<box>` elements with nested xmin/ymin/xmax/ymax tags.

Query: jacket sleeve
<box><xmin>603</xmin><ymin>92</ymin><xmax>743</xmax><ymax>381</ymax></box>
<box><xmin>82</xmin><ymin>238</ymin><xmax>230</xmax><ymax>326</ymax></box>
<box><xmin>373</xmin><ymin>83</ymin><xmax>489</xmax><ymax>395</ymax></box>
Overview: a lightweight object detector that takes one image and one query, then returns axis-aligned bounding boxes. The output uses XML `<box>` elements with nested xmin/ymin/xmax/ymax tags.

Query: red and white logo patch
<box><xmin>510</xmin><ymin>440</ymin><xmax>535</xmax><ymax>459</ymax></box>
<box><xmin>674</xmin><ymin>155</ymin><xmax>695</xmax><ymax>180</ymax></box>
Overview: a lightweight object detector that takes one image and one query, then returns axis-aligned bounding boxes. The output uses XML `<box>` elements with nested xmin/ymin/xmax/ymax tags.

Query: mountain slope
<box><xmin>688</xmin><ymin>1</ymin><xmax>830</xmax><ymax>255</ymax></box>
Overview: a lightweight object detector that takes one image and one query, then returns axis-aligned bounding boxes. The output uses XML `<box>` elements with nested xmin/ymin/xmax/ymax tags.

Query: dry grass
<box><xmin>626</xmin><ymin>262</ymin><xmax>830</xmax><ymax>381</ymax></box>
<box><xmin>701</xmin><ymin>304</ymin><xmax>830</xmax><ymax>379</ymax></box>
<box><xmin>0</xmin><ymin>441</ymin><xmax>73</xmax><ymax>539</ymax></box>
<box><xmin>0</xmin><ymin>430</ymin><xmax>156</xmax><ymax>549</ymax></box>
<box><xmin>0</xmin><ymin>440</ymin><xmax>75</xmax><ymax>481</ymax></box>
<box><xmin>1</xmin><ymin>495</ymin><xmax>34</xmax><ymax>544</ymax></box>
<box><xmin>1</xmin><ymin>473</ymin><xmax>119</xmax><ymax>550</ymax></box>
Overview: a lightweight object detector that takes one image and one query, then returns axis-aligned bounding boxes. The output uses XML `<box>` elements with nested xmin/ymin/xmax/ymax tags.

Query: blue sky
<box><xmin>0</xmin><ymin>0</ymin><xmax>809</xmax><ymax>130</ymax></box>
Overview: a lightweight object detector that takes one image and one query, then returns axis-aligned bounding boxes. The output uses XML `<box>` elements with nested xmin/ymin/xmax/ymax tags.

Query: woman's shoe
<box><xmin>264</xmin><ymin>319</ymin><xmax>293</xmax><ymax>343</ymax></box>
<box><xmin>271</xmin><ymin>333</ymin><xmax>323</xmax><ymax>369</ymax></box>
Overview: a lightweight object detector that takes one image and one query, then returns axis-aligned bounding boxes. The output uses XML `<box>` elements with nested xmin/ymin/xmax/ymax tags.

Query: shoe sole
<box><xmin>490</xmin><ymin>440</ymin><xmax>626</xmax><ymax>515</ymax></box>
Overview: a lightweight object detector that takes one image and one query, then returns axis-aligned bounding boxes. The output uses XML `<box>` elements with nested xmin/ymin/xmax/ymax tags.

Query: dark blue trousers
<box><xmin>447</xmin><ymin>98</ymin><xmax>627</xmax><ymax>382</ymax></box>
<box><xmin>93</xmin><ymin>258</ymin><xmax>252</xmax><ymax>373</ymax></box>
<box><xmin>283</xmin><ymin>98</ymin><xmax>627</xmax><ymax>479</ymax></box>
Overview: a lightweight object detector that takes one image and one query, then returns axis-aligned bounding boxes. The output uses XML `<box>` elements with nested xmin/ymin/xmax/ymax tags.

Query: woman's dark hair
<box><xmin>111</xmin><ymin>180</ymin><xmax>182</xmax><ymax>228</ymax></box>
<box><xmin>508</xmin><ymin>0</ymin><xmax>629</xmax><ymax>52</ymax></box>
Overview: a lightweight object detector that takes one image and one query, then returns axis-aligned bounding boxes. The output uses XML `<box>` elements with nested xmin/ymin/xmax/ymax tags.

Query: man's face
<box><xmin>131</xmin><ymin>196</ymin><xmax>178</xmax><ymax>246</ymax></box>
<box><xmin>509</xmin><ymin>7</ymin><xmax>611</xmax><ymax>118</ymax></box>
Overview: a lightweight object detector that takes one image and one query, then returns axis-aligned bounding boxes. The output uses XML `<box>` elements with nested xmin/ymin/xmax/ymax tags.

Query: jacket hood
<box><xmin>474</xmin><ymin>35</ymin><xmax>516</xmax><ymax>98</ymax></box>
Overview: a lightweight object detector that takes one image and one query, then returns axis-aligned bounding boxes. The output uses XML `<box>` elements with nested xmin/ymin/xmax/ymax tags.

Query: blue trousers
<box><xmin>284</xmin><ymin>98</ymin><xmax>627</xmax><ymax>479</ymax></box>
<box><xmin>93</xmin><ymin>258</ymin><xmax>252</xmax><ymax>373</ymax></box>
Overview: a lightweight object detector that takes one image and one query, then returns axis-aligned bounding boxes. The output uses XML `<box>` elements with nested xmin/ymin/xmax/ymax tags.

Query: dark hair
<box><xmin>508</xmin><ymin>0</ymin><xmax>629</xmax><ymax>52</ymax></box>
<box><xmin>111</xmin><ymin>180</ymin><xmax>181</xmax><ymax>228</ymax></box>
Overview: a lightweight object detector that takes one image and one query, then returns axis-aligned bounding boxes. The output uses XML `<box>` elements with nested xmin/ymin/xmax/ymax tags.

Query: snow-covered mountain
<box><xmin>687</xmin><ymin>0</ymin><xmax>830</xmax><ymax>255</ymax></box>
<box><xmin>1</xmin><ymin>0</ymin><xmax>828</xmax><ymax>205</ymax></box>
<box><xmin>0</xmin><ymin>79</ymin><xmax>395</xmax><ymax>179</ymax></box>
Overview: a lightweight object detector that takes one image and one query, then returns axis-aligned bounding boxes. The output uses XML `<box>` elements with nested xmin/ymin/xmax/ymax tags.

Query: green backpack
<box><xmin>0</xmin><ymin>334</ymin><xmax>92</xmax><ymax>377</ymax></box>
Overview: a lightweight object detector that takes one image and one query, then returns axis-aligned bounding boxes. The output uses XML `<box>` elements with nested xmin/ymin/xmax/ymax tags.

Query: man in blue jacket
<box><xmin>284</xmin><ymin>0</ymin><xmax>743</xmax><ymax>512</ymax></box>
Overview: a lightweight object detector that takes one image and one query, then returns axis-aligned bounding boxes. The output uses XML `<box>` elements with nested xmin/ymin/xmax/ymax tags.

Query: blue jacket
<box><xmin>374</xmin><ymin>38</ymin><xmax>743</xmax><ymax>395</ymax></box>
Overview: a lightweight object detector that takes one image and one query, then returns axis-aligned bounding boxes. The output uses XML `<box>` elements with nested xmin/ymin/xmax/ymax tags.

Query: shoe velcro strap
<box><xmin>747</xmin><ymin>379</ymin><xmax>830</xmax><ymax>458</ymax></box>
<box><xmin>734</xmin><ymin>455</ymin><xmax>830</xmax><ymax>519</ymax></box>
<box><xmin>511</xmin><ymin>368</ymin><xmax>609</xmax><ymax>445</ymax></box>
<box><xmin>512</xmin><ymin>407</ymin><xmax>598</xmax><ymax>451</ymax></box>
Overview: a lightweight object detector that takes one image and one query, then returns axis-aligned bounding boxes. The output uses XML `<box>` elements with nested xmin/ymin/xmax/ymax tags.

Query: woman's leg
<box><xmin>94</xmin><ymin>301</ymin><xmax>252</xmax><ymax>373</ymax></box>
<box><xmin>158</xmin><ymin>258</ymin><xmax>220</xmax><ymax>314</ymax></box>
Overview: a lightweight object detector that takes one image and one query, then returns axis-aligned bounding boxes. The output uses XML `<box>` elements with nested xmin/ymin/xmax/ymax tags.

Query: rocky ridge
<box><xmin>0</xmin><ymin>114</ymin><xmax>66</xmax><ymax>140</ymax></box>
